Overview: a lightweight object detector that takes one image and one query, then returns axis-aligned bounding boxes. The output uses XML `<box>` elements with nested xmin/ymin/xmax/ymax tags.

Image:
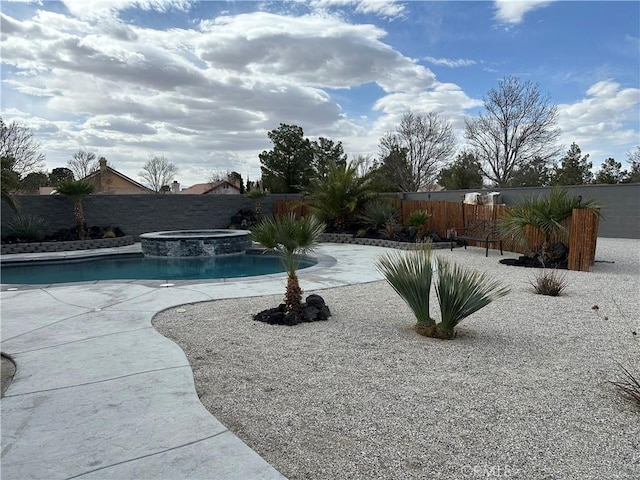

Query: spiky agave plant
<box><xmin>434</xmin><ymin>258</ymin><xmax>510</xmax><ymax>339</ymax></box>
<box><xmin>251</xmin><ymin>213</ymin><xmax>325</xmax><ymax>314</ymax></box>
<box><xmin>376</xmin><ymin>247</ymin><xmax>435</xmax><ymax>328</ymax></box>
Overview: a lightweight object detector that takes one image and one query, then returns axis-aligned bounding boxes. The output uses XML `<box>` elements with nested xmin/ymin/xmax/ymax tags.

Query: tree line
<box><xmin>2</xmin><ymin>74</ymin><xmax>640</xmax><ymax>205</ymax></box>
<box><xmin>258</xmin><ymin>76</ymin><xmax>639</xmax><ymax>193</ymax></box>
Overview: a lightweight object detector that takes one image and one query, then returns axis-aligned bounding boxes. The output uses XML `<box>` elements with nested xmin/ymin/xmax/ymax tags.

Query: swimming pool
<box><xmin>0</xmin><ymin>253</ymin><xmax>317</xmax><ymax>285</ymax></box>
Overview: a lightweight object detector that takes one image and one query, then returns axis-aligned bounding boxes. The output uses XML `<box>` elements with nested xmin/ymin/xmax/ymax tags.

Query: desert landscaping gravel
<box><xmin>153</xmin><ymin>238</ymin><xmax>639</xmax><ymax>480</ymax></box>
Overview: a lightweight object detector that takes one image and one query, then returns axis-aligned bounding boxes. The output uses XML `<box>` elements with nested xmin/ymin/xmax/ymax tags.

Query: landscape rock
<box><xmin>253</xmin><ymin>295</ymin><xmax>331</xmax><ymax>325</ymax></box>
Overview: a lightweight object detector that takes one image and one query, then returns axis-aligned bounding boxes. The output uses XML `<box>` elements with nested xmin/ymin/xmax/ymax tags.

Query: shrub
<box><xmin>376</xmin><ymin>248</ymin><xmax>435</xmax><ymax>327</ymax></box>
<box><xmin>377</xmin><ymin>247</ymin><xmax>509</xmax><ymax>339</ymax></box>
<box><xmin>435</xmin><ymin>259</ymin><xmax>510</xmax><ymax>339</ymax></box>
<box><xmin>8</xmin><ymin>215</ymin><xmax>47</xmax><ymax>242</ymax></box>
<box><xmin>499</xmin><ymin>187</ymin><xmax>600</xmax><ymax>263</ymax></box>
<box><xmin>611</xmin><ymin>364</ymin><xmax>640</xmax><ymax>407</ymax></box>
<box><xmin>592</xmin><ymin>304</ymin><xmax>639</xmax><ymax>409</ymax></box>
<box><xmin>529</xmin><ymin>268</ymin><xmax>568</xmax><ymax>296</ymax></box>
<box><xmin>103</xmin><ymin>230</ymin><xmax>116</xmax><ymax>239</ymax></box>
<box><xmin>406</xmin><ymin>210</ymin><xmax>431</xmax><ymax>228</ymax></box>
<box><xmin>406</xmin><ymin>209</ymin><xmax>431</xmax><ymax>241</ymax></box>
<box><xmin>381</xmin><ymin>220</ymin><xmax>401</xmax><ymax>239</ymax></box>
<box><xmin>360</xmin><ymin>197</ymin><xmax>399</xmax><ymax>232</ymax></box>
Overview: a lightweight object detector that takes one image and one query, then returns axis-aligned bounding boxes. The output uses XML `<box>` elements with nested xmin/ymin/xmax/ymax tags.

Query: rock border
<box><xmin>321</xmin><ymin>233</ymin><xmax>455</xmax><ymax>250</ymax></box>
<box><xmin>1</xmin><ymin>235</ymin><xmax>136</xmax><ymax>255</ymax></box>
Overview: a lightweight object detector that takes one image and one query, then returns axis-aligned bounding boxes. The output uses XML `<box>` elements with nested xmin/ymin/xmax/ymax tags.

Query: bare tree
<box><xmin>67</xmin><ymin>150</ymin><xmax>98</xmax><ymax>179</ymax></box>
<box><xmin>0</xmin><ymin>117</ymin><xmax>45</xmax><ymax>178</ymax></box>
<box><xmin>378</xmin><ymin>111</ymin><xmax>456</xmax><ymax>191</ymax></box>
<box><xmin>465</xmin><ymin>76</ymin><xmax>561</xmax><ymax>187</ymax></box>
<box><xmin>140</xmin><ymin>156</ymin><xmax>178</xmax><ymax>193</ymax></box>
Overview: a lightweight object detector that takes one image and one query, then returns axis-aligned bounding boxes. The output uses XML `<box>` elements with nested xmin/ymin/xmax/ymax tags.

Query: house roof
<box><xmin>83</xmin><ymin>166</ymin><xmax>152</xmax><ymax>192</ymax></box>
<box><xmin>179</xmin><ymin>180</ymin><xmax>240</xmax><ymax>194</ymax></box>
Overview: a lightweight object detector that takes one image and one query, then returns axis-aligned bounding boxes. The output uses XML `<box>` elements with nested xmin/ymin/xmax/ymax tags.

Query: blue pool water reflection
<box><xmin>1</xmin><ymin>253</ymin><xmax>316</xmax><ymax>285</ymax></box>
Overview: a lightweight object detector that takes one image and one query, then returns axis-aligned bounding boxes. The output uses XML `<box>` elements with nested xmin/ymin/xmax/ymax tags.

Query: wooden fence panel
<box><xmin>272</xmin><ymin>200</ymin><xmax>600</xmax><ymax>270</ymax></box>
<box><xmin>273</xmin><ymin>200</ymin><xmax>310</xmax><ymax>218</ymax></box>
<box><xmin>568</xmin><ymin>208</ymin><xmax>599</xmax><ymax>272</ymax></box>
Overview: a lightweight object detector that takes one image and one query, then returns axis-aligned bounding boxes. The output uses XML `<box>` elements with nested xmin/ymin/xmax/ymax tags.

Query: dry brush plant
<box><xmin>591</xmin><ymin>304</ymin><xmax>639</xmax><ymax>409</ymax></box>
<box><xmin>529</xmin><ymin>268</ymin><xmax>568</xmax><ymax>296</ymax></box>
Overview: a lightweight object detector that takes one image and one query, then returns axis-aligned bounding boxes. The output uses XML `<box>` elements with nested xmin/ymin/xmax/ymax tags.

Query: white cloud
<box><xmin>1</xmin><ymin>7</ymin><xmax>440</xmax><ymax>184</ymax></box>
<box><xmin>423</xmin><ymin>56</ymin><xmax>476</xmax><ymax>68</ymax></box>
<box><xmin>61</xmin><ymin>0</ymin><xmax>191</xmax><ymax>20</ymax></box>
<box><xmin>309</xmin><ymin>0</ymin><xmax>406</xmax><ymax>20</ymax></box>
<box><xmin>493</xmin><ymin>0</ymin><xmax>555</xmax><ymax>24</ymax></box>
<box><xmin>557</xmin><ymin>80</ymin><xmax>640</xmax><ymax>159</ymax></box>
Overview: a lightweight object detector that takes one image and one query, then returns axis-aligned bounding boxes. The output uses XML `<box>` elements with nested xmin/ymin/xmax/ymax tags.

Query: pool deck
<box><xmin>0</xmin><ymin>242</ymin><xmax>395</xmax><ymax>479</ymax></box>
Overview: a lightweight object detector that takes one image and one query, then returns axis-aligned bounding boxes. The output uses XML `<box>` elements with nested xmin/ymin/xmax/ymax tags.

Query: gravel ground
<box><xmin>153</xmin><ymin>238</ymin><xmax>639</xmax><ymax>480</ymax></box>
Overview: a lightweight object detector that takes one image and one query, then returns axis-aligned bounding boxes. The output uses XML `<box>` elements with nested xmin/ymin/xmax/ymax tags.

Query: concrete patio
<box><xmin>0</xmin><ymin>243</ymin><xmax>397</xmax><ymax>479</ymax></box>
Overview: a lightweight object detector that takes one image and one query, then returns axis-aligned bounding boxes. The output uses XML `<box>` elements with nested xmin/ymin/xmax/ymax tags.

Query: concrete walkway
<box><xmin>0</xmin><ymin>243</ymin><xmax>390</xmax><ymax>479</ymax></box>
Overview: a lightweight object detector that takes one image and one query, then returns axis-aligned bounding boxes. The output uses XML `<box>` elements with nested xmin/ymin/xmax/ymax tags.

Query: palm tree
<box><xmin>251</xmin><ymin>213</ymin><xmax>325</xmax><ymax>314</ymax></box>
<box><xmin>1</xmin><ymin>156</ymin><xmax>20</xmax><ymax>212</ymax></box>
<box><xmin>56</xmin><ymin>179</ymin><xmax>95</xmax><ymax>239</ymax></box>
<box><xmin>499</xmin><ymin>188</ymin><xmax>600</xmax><ymax>263</ymax></box>
<box><xmin>302</xmin><ymin>161</ymin><xmax>371</xmax><ymax>232</ymax></box>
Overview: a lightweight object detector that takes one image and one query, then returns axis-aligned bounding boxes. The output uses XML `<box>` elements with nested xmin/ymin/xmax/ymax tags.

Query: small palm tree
<box><xmin>251</xmin><ymin>213</ymin><xmax>325</xmax><ymax>314</ymax></box>
<box><xmin>302</xmin><ymin>162</ymin><xmax>371</xmax><ymax>231</ymax></box>
<box><xmin>376</xmin><ymin>247</ymin><xmax>435</xmax><ymax>328</ymax></box>
<box><xmin>56</xmin><ymin>179</ymin><xmax>95</xmax><ymax>239</ymax></box>
<box><xmin>1</xmin><ymin>156</ymin><xmax>20</xmax><ymax>212</ymax></box>
<box><xmin>434</xmin><ymin>258</ymin><xmax>510</xmax><ymax>339</ymax></box>
<box><xmin>500</xmin><ymin>188</ymin><xmax>600</xmax><ymax>263</ymax></box>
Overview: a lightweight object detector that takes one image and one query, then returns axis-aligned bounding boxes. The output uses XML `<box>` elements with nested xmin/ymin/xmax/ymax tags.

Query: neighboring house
<box><xmin>178</xmin><ymin>180</ymin><xmax>241</xmax><ymax>195</ymax></box>
<box><xmin>84</xmin><ymin>158</ymin><xmax>153</xmax><ymax>194</ymax></box>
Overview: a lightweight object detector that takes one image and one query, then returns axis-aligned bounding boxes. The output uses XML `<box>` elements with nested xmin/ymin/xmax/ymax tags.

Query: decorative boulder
<box><xmin>253</xmin><ymin>295</ymin><xmax>331</xmax><ymax>326</ymax></box>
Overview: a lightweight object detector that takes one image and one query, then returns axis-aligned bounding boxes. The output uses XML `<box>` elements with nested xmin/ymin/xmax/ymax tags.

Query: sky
<box><xmin>1</xmin><ymin>0</ymin><xmax>639</xmax><ymax>188</ymax></box>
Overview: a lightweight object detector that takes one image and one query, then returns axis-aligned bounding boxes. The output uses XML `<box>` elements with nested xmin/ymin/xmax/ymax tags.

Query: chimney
<box><xmin>99</xmin><ymin>157</ymin><xmax>108</xmax><ymax>172</ymax></box>
<box><xmin>171</xmin><ymin>180</ymin><xmax>180</xmax><ymax>193</ymax></box>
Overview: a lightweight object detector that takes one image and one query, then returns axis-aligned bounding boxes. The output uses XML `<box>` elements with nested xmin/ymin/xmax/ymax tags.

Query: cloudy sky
<box><xmin>1</xmin><ymin>0</ymin><xmax>639</xmax><ymax>188</ymax></box>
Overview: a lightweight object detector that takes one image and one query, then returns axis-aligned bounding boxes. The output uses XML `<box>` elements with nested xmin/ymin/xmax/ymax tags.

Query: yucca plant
<box><xmin>251</xmin><ymin>213</ymin><xmax>325</xmax><ymax>314</ymax></box>
<box><xmin>56</xmin><ymin>179</ymin><xmax>95</xmax><ymax>239</ymax></box>
<box><xmin>360</xmin><ymin>197</ymin><xmax>399</xmax><ymax>232</ymax></box>
<box><xmin>500</xmin><ymin>187</ymin><xmax>600</xmax><ymax>263</ymax></box>
<box><xmin>434</xmin><ymin>259</ymin><xmax>510</xmax><ymax>339</ymax></box>
<box><xmin>8</xmin><ymin>215</ymin><xmax>47</xmax><ymax>242</ymax></box>
<box><xmin>376</xmin><ymin>247</ymin><xmax>435</xmax><ymax>327</ymax></box>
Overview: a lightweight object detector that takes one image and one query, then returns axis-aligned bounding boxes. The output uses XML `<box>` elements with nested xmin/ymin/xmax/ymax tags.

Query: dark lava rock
<box><xmin>254</xmin><ymin>295</ymin><xmax>332</xmax><ymax>326</ymax></box>
<box><xmin>499</xmin><ymin>242</ymin><xmax>569</xmax><ymax>269</ymax></box>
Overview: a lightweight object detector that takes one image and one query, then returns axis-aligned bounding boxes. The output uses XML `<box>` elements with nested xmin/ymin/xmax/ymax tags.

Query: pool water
<box><xmin>0</xmin><ymin>253</ymin><xmax>316</xmax><ymax>285</ymax></box>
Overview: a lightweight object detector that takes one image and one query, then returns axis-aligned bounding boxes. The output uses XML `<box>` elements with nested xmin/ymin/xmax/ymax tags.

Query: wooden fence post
<box><xmin>568</xmin><ymin>208</ymin><xmax>599</xmax><ymax>272</ymax></box>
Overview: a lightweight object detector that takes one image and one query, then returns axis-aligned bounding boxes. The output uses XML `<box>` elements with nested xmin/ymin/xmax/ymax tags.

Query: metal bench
<box><xmin>451</xmin><ymin>219</ymin><xmax>503</xmax><ymax>257</ymax></box>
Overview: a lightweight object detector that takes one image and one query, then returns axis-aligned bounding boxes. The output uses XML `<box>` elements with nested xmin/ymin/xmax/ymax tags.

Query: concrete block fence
<box><xmin>1</xmin><ymin>184</ymin><xmax>638</xmax><ymax>243</ymax></box>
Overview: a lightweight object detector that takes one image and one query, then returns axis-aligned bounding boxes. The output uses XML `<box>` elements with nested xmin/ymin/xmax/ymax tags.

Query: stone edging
<box><xmin>321</xmin><ymin>233</ymin><xmax>454</xmax><ymax>250</ymax></box>
<box><xmin>1</xmin><ymin>236</ymin><xmax>136</xmax><ymax>255</ymax></box>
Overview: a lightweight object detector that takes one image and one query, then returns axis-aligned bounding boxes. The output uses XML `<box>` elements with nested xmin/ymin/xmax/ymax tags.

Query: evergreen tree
<box><xmin>437</xmin><ymin>151</ymin><xmax>483</xmax><ymax>190</ymax></box>
<box><xmin>259</xmin><ymin>124</ymin><xmax>315</xmax><ymax>193</ymax></box>
<box><xmin>594</xmin><ymin>158</ymin><xmax>627</xmax><ymax>184</ymax></box>
<box><xmin>552</xmin><ymin>143</ymin><xmax>593</xmax><ymax>185</ymax></box>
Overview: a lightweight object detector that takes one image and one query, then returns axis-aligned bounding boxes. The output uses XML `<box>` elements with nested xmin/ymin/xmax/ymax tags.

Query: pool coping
<box><xmin>0</xmin><ymin>241</ymin><xmax>399</xmax><ymax>479</ymax></box>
